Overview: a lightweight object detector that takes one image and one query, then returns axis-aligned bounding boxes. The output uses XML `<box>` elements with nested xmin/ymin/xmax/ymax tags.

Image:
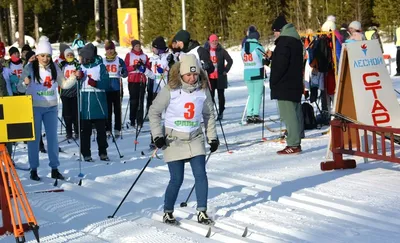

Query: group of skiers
<box><xmin>0</xmin><ymin>14</ymin><xmax>392</xmax><ymax>227</ymax></box>
<box><xmin>0</xmin><ymin>29</ymin><xmax>235</xmax><ymax>226</ymax></box>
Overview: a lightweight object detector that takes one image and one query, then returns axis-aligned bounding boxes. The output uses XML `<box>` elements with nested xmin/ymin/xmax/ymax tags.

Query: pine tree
<box><xmin>373</xmin><ymin>0</ymin><xmax>400</xmax><ymax>38</ymax></box>
<box><xmin>191</xmin><ymin>0</ymin><xmax>219</xmax><ymax>42</ymax></box>
<box><xmin>24</xmin><ymin>0</ymin><xmax>53</xmax><ymax>40</ymax></box>
<box><xmin>285</xmin><ymin>0</ymin><xmax>308</xmax><ymax>31</ymax></box>
<box><xmin>142</xmin><ymin>0</ymin><xmax>171</xmax><ymax>44</ymax></box>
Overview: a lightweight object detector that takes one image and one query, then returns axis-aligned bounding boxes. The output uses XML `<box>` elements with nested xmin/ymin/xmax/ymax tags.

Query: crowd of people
<box><xmin>0</xmin><ymin>14</ymin><xmax>395</xmax><ymax>226</ymax></box>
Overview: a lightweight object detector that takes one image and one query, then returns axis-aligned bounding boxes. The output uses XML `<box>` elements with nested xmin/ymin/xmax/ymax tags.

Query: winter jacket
<box><xmin>346</xmin><ymin>32</ymin><xmax>366</xmax><ymax>43</ymax></box>
<box><xmin>365</xmin><ymin>29</ymin><xmax>384</xmax><ymax>53</ymax></box>
<box><xmin>1</xmin><ymin>67</ymin><xmax>17</xmax><ymax>95</ymax></box>
<box><xmin>145</xmin><ymin>52</ymin><xmax>171</xmax><ymax>94</ymax></box>
<box><xmin>72</xmin><ymin>38</ymin><xmax>85</xmax><ymax>49</ymax></box>
<box><xmin>0</xmin><ymin>70</ymin><xmax>8</xmax><ymax>96</ymax></box>
<box><xmin>333</xmin><ymin>30</ymin><xmax>343</xmax><ymax>66</ymax></box>
<box><xmin>79</xmin><ymin>61</ymin><xmax>110</xmax><ymax>120</ymax></box>
<box><xmin>5</xmin><ymin>59</ymin><xmax>23</xmax><ymax>78</ymax></box>
<box><xmin>182</xmin><ymin>40</ymin><xmax>215</xmax><ymax>74</ymax></box>
<box><xmin>205</xmin><ymin>43</ymin><xmax>233</xmax><ymax>89</ymax></box>
<box><xmin>269</xmin><ymin>23</ymin><xmax>304</xmax><ymax>103</ymax></box>
<box><xmin>395</xmin><ymin>27</ymin><xmax>400</xmax><ymax>47</ymax></box>
<box><xmin>59</xmin><ymin>59</ymin><xmax>80</xmax><ymax>98</ymax></box>
<box><xmin>18</xmin><ymin>62</ymin><xmax>77</xmax><ymax>107</ymax></box>
<box><xmin>148</xmin><ymin>62</ymin><xmax>217</xmax><ymax>162</ymax></box>
<box><xmin>124</xmin><ymin>50</ymin><xmax>150</xmax><ymax>83</ymax></box>
<box><xmin>339</xmin><ymin>28</ymin><xmax>350</xmax><ymax>42</ymax></box>
<box><xmin>241</xmin><ymin>38</ymin><xmax>266</xmax><ymax>81</ymax></box>
<box><xmin>103</xmin><ymin>56</ymin><xmax>128</xmax><ymax>91</ymax></box>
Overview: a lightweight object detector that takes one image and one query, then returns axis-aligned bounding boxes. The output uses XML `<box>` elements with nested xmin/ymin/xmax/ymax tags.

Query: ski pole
<box><xmin>58</xmin><ymin>117</ymin><xmax>80</xmax><ymax>148</ymax></box>
<box><xmin>134</xmin><ymin>79</ymin><xmax>146</xmax><ymax>151</ymax></box>
<box><xmin>60</xmin><ymin>116</ymin><xmax>63</xmax><ymax>135</ymax></box>
<box><xmin>241</xmin><ymin>96</ymin><xmax>249</xmax><ymax>125</ymax></box>
<box><xmin>108</xmin><ymin>149</ymin><xmax>158</xmax><ymax>218</ymax></box>
<box><xmin>134</xmin><ymin>75</ymin><xmax>165</xmax><ymax>149</ymax></box>
<box><xmin>180</xmin><ymin>152</ymin><xmax>212</xmax><ymax>207</ymax></box>
<box><xmin>76</xmin><ymin>79</ymin><xmax>84</xmax><ymax>178</ymax></box>
<box><xmin>120</xmin><ymin>78</ymin><xmax>124</xmax><ymax>139</ymax></box>
<box><xmin>123</xmin><ymin>100</ymin><xmax>130</xmax><ymax>129</ymax></box>
<box><xmin>206</xmin><ymin>80</ymin><xmax>232</xmax><ymax>153</ymax></box>
<box><xmin>110</xmin><ymin>132</ymin><xmax>124</xmax><ymax>158</ymax></box>
<box><xmin>262</xmin><ymin>83</ymin><xmax>266</xmax><ymax>141</ymax></box>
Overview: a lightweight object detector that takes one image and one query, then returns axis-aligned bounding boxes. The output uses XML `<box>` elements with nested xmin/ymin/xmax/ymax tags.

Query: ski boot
<box><xmin>163</xmin><ymin>212</ymin><xmax>178</xmax><ymax>225</ymax></box>
<box><xmin>197</xmin><ymin>211</ymin><xmax>214</xmax><ymax>225</ymax></box>
<box><xmin>30</xmin><ymin>170</ymin><xmax>41</xmax><ymax>181</ymax></box>
<box><xmin>100</xmin><ymin>154</ymin><xmax>110</xmax><ymax>161</ymax></box>
<box><xmin>51</xmin><ymin>169</ymin><xmax>65</xmax><ymax>180</ymax></box>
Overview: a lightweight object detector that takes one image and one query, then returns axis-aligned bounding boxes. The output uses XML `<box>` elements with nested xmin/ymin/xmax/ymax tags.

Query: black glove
<box><xmin>304</xmin><ymin>90</ymin><xmax>310</xmax><ymax>100</ymax></box>
<box><xmin>166</xmin><ymin>53</ymin><xmax>173</xmax><ymax>63</ymax></box>
<box><xmin>135</xmin><ymin>60</ymin><xmax>144</xmax><ymax>69</ymax></box>
<box><xmin>167</xmin><ymin>54</ymin><xmax>175</xmax><ymax>68</ymax></box>
<box><xmin>154</xmin><ymin>137</ymin><xmax>166</xmax><ymax>149</ymax></box>
<box><xmin>209</xmin><ymin>139</ymin><xmax>219</xmax><ymax>153</ymax></box>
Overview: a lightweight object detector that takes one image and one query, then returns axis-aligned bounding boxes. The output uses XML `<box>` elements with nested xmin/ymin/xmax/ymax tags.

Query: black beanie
<box><xmin>272</xmin><ymin>15</ymin><xmax>288</xmax><ymax>32</ymax></box>
<box><xmin>174</xmin><ymin>30</ymin><xmax>190</xmax><ymax>45</ymax></box>
<box><xmin>79</xmin><ymin>43</ymin><xmax>95</xmax><ymax>61</ymax></box>
<box><xmin>152</xmin><ymin>36</ymin><xmax>167</xmax><ymax>50</ymax></box>
<box><xmin>25</xmin><ymin>51</ymin><xmax>35</xmax><ymax>62</ymax></box>
<box><xmin>131</xmin><ymin>39</ymin><xmax>141</xmax><ymax>48</ymax></box>
<box><xmin>21</xmin><ymin>44</ymin><xmax>32</xmax><ymax>53</ymax></box>
<box><xmin>248</xmin><ymin>25</ymin><xmax>257</xmax><ymax>34</ymax></box>
<box><xmin>8</xmin><ymin>47</ymin><xmax>19</xmax><ymax>56</ymax></box>
<box><xmin>248</xmin><ymin>30</ymin><xmax>260</xmax><ymax>40</ymax></box>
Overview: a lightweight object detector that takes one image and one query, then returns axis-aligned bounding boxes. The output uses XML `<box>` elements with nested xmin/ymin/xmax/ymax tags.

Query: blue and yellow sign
<box><xmin>0</xmin><ymin>96</ymin><xmax>35</xmax><ymax>143</ymax></box>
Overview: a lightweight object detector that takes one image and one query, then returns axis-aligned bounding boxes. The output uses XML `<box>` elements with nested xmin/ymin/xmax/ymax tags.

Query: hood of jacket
<box><xmin>81</xmin><ymin>58</ymin><xmax>102</xmax><ymax>69</ymax></box>
<box><xmin>168</xmin><ymin>61</ymin><xmax>208</xmax><ymax>91</ymax></box>
<box><xmin>185</xmin><ymin>40</ymin><xmax>200</xmax><ymax>53</ymax></box>
<box><xmin>279</xmin><ymin>23</ymin><xmax>300</xmax><ymax>40</ymax></box>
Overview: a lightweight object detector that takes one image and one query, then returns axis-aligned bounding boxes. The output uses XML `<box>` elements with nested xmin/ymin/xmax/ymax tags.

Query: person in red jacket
<box><xmin>124</xmin><ymin>40</ymin><xmax>150</xmax><ymax>128</ymax></box>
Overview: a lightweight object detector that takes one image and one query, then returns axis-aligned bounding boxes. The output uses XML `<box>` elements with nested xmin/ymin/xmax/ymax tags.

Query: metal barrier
<box><xmin>320</xmin><ymin>119</ymin><xmax>400</xmax><ymax>170</ymax></box>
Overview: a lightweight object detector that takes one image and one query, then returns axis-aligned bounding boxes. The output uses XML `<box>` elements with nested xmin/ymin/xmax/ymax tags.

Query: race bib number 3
<box><xmin>184</xmin><ymin>102</ymin><xmax>195</xmax><ymax>119</ymax></box>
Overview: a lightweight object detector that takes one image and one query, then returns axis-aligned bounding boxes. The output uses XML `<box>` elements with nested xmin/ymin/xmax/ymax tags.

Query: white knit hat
<box><xmin>38</xmin><ymin>36</ymin><xmax>49</xmax><ymax>42</ymax></box>
<box><xmin>349</xmin><ymin>21</ymin><xmax>362</xmax><ymax>31</ymax></box>
<box><xmin>64</xmin><ymin>48</ymin><xmax>74</xmax><ymax>57</ymax></box>
<box><xmin>36</xmin><ymin>40</ymin><xmax>52</xmax><ymax>55</ymax></box>
<box><xmin>321</xmin><ymin>20</ymin><xmax>336</xmax><ymax>31</ymax></box>
<box><xmin>327</xmin><ymin>15</ymin><xmax>336</xmax><ymax>22</ymax></box>
<box><xmin>180</xmin><ymin>54</ymin><xmax>200</xmax><ymax>75</ymax></box>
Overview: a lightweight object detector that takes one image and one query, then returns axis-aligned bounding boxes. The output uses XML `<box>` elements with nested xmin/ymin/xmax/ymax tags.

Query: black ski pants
<box><xmin>128</xmin><ymin>82</ymin><xmax>146</xmax><ymax>127</ymax></box>
<box><xmin>81</xmin><ymin>119</ymin><xmax>108</xmax><ymax>157</ymax></box>
<box><xmin>106</xmin><ymin>91</ymin><xmax>122</xmax><ymax>132</ymax></box>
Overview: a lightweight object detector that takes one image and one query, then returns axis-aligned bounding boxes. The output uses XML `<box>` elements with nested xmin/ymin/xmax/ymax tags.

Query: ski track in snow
<box><xmin>1</xmin><ymin>44</ymin><xmax>400</xmax><ymax>242</ymax></box>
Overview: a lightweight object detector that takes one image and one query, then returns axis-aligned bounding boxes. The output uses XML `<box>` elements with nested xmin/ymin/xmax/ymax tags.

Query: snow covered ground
<box><xmin>1</xmin><ymin>43</ymin><xmax>400</xmax><ymax>242</ymax></box>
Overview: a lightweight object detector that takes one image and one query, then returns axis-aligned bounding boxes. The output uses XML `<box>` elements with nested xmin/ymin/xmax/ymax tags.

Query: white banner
<box><xmin>346</xmin><ymin>40</ymin><xmax>400</xmax><ymax>127</ymax></box>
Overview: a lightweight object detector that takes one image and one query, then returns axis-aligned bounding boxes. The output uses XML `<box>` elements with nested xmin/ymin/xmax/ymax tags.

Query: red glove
<box><xmin>88</xmin><ymin>77</ymin><xmax>97</xmax><ymax>87</ymax></box>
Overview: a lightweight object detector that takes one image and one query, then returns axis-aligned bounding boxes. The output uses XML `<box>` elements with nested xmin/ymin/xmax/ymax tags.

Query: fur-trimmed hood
<box><xmin>167</xmin><ymin>60</ymin><xmax>209</xmax><ymax>90</ymax></box>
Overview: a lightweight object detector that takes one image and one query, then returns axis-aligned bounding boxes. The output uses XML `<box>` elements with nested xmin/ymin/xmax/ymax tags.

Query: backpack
<box><xmin>302</xmin><ymin>102</ymin><xmax>317</xmax><ymax>130</ymax></box>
